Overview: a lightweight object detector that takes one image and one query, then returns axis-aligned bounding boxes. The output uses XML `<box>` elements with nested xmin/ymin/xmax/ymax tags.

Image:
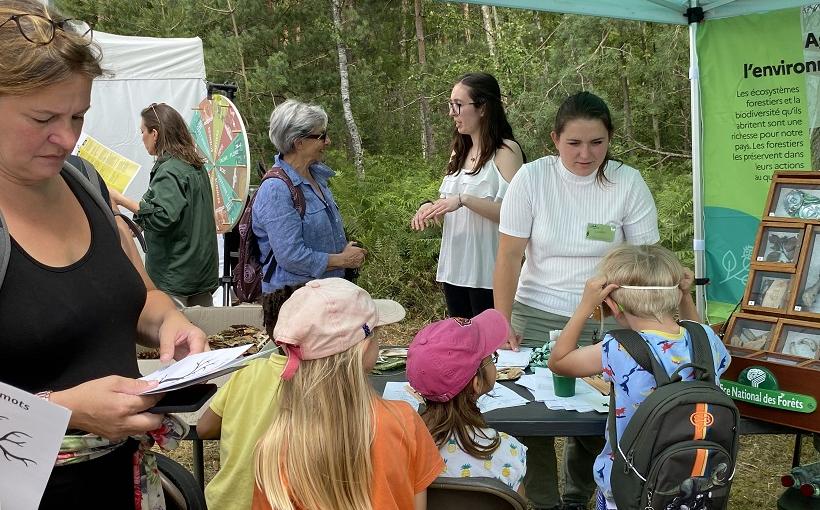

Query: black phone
<box><xmin>147</xmin><ymin>383</ymin><xmax>217</xmax><ymax>414</ymax></box>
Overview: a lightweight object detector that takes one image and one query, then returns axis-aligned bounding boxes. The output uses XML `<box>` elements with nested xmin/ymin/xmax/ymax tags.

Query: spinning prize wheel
<box><xmin>188</xmin><ymin>94</ymin><xmax>251</xmax><ymax>234</ymax></box>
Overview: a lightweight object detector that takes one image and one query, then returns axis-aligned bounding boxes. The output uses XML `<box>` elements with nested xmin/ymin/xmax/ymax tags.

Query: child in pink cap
<box><xmin>407</xmin><ymin>309</ymin><xmax>527</xmax><ymax>495</ymax></box>
<box><xmin>252</xmin><ymin>278</ymin><xmax>444</xmax><ymax>510</ymax></box>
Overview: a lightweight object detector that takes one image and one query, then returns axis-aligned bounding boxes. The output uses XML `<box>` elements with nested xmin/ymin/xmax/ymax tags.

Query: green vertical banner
<box><xmin>698</xmin><ymin>6</ymin><xmax>819</xmax><ymax>322</ymax></box>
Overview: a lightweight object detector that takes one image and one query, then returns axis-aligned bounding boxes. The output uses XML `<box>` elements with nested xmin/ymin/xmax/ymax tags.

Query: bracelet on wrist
<box><xmin>418</xmin><ymin>199</ymin><xmax>432</xmax><ymax>209</ymax></box>
<box><xmin>458</xmin><ymin>193</ymin><xmax>464</xmax><ymax>208</ymax></box>
<box><xmin>35</xmin><ymin>390</ymin><xmax>52</xmax><ymax>402</ymax></box>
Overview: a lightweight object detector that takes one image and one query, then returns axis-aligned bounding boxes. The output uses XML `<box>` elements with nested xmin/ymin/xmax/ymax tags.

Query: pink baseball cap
<box><xmin>274</xmin><ymin>278</ymin><xmax>406</xmax><ymax>379</ymax></box>
<box><xmin>407</xmin><ymin>309</ymin><xmax>510</xmax><ymax>402</ymax></box>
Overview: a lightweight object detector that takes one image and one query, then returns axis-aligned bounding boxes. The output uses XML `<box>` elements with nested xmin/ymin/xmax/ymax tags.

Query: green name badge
<box><xmin>586</xmin><ymin>223</ymin><xmax>616</xmax><ymax>242</ymax></box>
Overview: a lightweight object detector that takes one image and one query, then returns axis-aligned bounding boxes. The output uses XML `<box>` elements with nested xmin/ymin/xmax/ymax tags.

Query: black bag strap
<box><xmin>0</xmin><ymin>160</ymin><xmax>119</xmax><ymax>295</ymax></box>
<box><xmin>607</xmin><ymin>329</ymin><xmax>671</xmax><ymax>386</ymax></box>
<box><xmin>679</xmin><ymin>320</ymin><xmax>717</xmax><ymax>382</ymax></box>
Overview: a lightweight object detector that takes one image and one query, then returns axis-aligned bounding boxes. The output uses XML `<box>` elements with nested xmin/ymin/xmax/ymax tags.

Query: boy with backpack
<box><xmin>548</xmin><ymin>245</ymin><xmax>736</xmax><ymax>510</ymax></box>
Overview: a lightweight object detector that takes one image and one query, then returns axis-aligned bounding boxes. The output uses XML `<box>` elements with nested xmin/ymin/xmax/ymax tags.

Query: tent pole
<box><xmin>689</xmin><ymin>1</ymin><xmax>706</xmax><ymax>321</ymax></box>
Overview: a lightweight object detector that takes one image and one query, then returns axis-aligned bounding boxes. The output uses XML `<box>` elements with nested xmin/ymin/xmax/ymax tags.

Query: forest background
<box><xmin>57</xmin><ymin>0</ymin><xmax>696</xmax><ymax>322</ymax></box>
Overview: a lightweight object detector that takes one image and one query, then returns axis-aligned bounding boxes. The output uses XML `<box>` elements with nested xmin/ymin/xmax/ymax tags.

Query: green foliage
<box><xmin>327</xmin><ymin>151</ymin><xmax>447</xmax><ymax>320</ymax></box>
<box><xmin>54</xmin><ymin>0</ymin><xmax>699</xmax><ymax>318</ymax></box>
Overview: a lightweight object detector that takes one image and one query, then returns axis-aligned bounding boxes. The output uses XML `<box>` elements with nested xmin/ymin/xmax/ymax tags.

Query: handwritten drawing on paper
<box><xmin>0</xmin><ymin>381</ymin><xmax>71</xmax><ymax>510</ymax></box>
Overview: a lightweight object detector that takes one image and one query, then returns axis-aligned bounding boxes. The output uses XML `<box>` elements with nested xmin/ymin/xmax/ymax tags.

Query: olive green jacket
<box><xmin>135</xmin><ymin>155</ymin><xmax>218</xmax><ymax>297</ymax></box>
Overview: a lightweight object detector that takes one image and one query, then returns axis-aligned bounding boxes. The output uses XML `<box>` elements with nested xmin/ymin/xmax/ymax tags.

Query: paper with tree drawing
<box><xmin>139</xmin><ymin>345</ymin><xmax>260</xmax><ymax>394</ymax></box>
<box><xmin>74</xmin><ymin>133</ymin><xmax>141</xmax><ymax>193</ymax></box>
<box><xmin>0</xmin><ymin>381</ymin><xmax>71</xmax><ymax>510</ymax></box>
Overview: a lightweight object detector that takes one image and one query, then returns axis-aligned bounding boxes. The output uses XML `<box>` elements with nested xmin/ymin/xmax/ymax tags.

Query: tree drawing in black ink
<box><xmin>157</xmin><ymin>358</ymin><xmax>219</xmax><ymax>385</ymax></box>
<box><xmin>0</xmin><ymin>416</ymin><xmax>36</xmax><ymax>467</ymax></box>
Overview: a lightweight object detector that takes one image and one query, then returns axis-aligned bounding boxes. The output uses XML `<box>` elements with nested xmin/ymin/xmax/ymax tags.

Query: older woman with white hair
<box><xmin>253</xmin><ymin>99</ymin><xmax>366</xmax><ymax>329</ymax></box>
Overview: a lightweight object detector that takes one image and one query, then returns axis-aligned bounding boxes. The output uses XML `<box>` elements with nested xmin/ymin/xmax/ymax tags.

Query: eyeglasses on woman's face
<box><xmin>303</xmin><ymin>130</ymin><xmax>328</xmax><ymax>141</ymax></box>
<box><xmin>446</xmin><ymin>100</ymin><xmax>479</xmax><ymax>116</ymax></box>
<box><xmin>0</xmin><ymin>14</ymin><xmax>93</xmax><ymax>45</ymax></box>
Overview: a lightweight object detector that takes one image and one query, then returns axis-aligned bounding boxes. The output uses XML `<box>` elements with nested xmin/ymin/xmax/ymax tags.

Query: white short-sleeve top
<box><xmin>437</xmin><ymin>156</ymin><xmax>509</xmax><ymax>289</ymax></box>
<box><xmin>499</xmin><ymin>155</ymin><xmax>659</xmax><ymax>317</ymax></box>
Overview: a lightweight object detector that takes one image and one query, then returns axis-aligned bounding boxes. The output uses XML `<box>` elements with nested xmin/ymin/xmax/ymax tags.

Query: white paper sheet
<box><xmin>477</xmin><ymin>383</ymin><xmax>531</xmax><ymax>413</ymax></box>
<box><xmin>496</xmin><ymin>347</ymin><xmax>533</xmax><ymax>368</ymax></box>
<box><xmin>381</xmin><ymin>381</ymin><xmax>424</xmax><ymax>411</ymax></box>
<box><xmin>139</xmin><ymin>345</ymin><xmax>253</xmax><ymax>394</ymax></box>
<box><xmin>515</xmin><ymin>368</ymin><xmax>608</xmax><ymax>413</ymax></box>
<box><xmin>0</xmin><ymin>382</ymin><xmax>71</xmax><ymax>510</ymax></box>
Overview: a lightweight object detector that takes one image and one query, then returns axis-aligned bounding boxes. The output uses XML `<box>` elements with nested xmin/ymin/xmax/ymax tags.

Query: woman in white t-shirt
<box><xmin>411</xmin><ymin>72</ymin><xmax>524</xmax><ymax>318</ymax></box>
<box><xmin>493</xmin><ymin>92</ymin><xmax>659</xmax><ymax>510</ymax></box>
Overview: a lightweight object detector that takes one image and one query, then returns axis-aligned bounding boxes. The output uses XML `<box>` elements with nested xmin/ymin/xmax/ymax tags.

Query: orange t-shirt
<box><xmin>252</xmin><ymin>398</ymin><xmax>444</xmax><ymax>510</ymax></box>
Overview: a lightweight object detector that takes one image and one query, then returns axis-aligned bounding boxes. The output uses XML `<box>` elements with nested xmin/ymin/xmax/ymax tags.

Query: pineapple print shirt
<box><xmin>439</xmin><ymin>428</ymin><xmax>527</xmax><ymax>491</ymax></box>
<box><xmin>594</xmin><ymin>324</ymin><xmax>730</xmax><ymax>504</ymax></box>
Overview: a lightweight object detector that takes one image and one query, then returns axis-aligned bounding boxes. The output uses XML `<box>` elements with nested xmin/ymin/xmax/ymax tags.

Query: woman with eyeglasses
<box><xmin>109</xmin><ymin>103</ymin><xmax>219</xmax><ymax>307</ymax></box>
<box><xmin>253</xmin><ymin>99</ymin><xmax>365</xmax><ymax>330</ymax></box>
<box><xmin>0</xmin><ymin>0</ymin><xmax>207</xmax><ymax>507</ymax></box>
<box><xmin>411</xmin><ymin>72</ymin><xmax>524</xmax><ymax>319</ymax></box>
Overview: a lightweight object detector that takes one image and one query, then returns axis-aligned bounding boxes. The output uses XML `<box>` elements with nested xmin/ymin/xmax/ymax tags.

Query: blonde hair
<box><xmin>421</xmin><ymin>359</ymin><xmax>499</xmax><ymax>460</ymax></box>
<box><xmin>597</xmin><ymin>244</ymin><xmax>685</xmax><ymax>322</ymax></box>
<box><xmin>0</xmin><ymin>0</ymin><xmax>102</xmax><ymax>96</ymax></box>
<box><xmin>255</xmin><ymin>340</ymin><xmax>376</xmax><ymax>510</ymax></box>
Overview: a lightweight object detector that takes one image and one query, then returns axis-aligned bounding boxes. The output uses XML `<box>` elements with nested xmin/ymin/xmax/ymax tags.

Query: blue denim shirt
<box><xmin>251</xmin><ymin>154</ymin><xmax>347</xmax><ymax>292</ymax></box>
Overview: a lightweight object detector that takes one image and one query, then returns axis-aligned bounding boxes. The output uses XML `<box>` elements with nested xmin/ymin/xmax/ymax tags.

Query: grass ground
<box><xmin>160</xmin><ymin>317</ymin><xmax>817</xmax><ymax>509</ymax></box>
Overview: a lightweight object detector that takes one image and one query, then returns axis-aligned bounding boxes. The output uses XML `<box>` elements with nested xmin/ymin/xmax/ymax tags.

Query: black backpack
<box><xmin>607</xmin><ymin>321</ymin><xmax>739</xmax><ymax>510</ymax></box>
<box><xmin>232</xmin><ymin>166</ymin><xmax>305</xmax><ymax>303</ymax></box>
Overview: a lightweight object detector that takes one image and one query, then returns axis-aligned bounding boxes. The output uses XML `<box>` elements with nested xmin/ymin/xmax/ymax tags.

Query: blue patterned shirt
<box><xmin>594</xmin><ymin>324</ymin><xmax>731</xmax><ymax>502</ymax></box>
<box><xmin>252</xmin><ymin>154</ymin><xmax>347</xmax><ymax>292</ymax></box>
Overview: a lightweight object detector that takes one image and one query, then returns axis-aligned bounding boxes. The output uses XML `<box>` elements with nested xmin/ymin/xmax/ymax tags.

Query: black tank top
<box><xmin>0</xmin><ymin>171</ymin><xmax>146</xmax><ymax>391</ymax></box>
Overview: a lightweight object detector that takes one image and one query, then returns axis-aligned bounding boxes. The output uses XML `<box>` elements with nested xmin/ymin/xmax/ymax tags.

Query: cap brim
<box><xmin>472</xmin><ymin>309</ymin><xmax>511</xmax><ymax>356</ymax></box>
<box><xmin>374</xmin><ymin>299</ymin><xmax>406</xmax><ymax>326</ymax></box>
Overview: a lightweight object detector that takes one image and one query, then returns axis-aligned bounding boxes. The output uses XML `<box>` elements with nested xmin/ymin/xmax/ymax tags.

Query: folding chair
<box><xmin>427</xmin><ymin>476</ymin><xmax>528</xmax><ymax>510</ymax></box>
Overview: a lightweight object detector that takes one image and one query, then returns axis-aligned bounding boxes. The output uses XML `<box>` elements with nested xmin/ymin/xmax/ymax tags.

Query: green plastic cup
<box><xmin>553</xmin><ymin>373</ymin><xmax>576</xmax><ymax>397</ymax></box>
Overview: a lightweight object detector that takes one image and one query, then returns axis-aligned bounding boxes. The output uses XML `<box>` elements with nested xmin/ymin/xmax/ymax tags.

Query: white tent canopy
<box><xmin>85</xmin><ymin>31</ymin><xmax>207</xmax><ymax>201</ymax></box>
<box><xmin>458</xmin><ymin>0</ymin><xmax>818</xmax><ymax>319</ymax></box>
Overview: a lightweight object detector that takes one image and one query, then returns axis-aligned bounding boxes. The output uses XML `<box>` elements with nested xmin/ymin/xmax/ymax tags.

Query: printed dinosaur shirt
<box><xmin>439</xmin><ymin>428</ymin><xmax>527</xmax><ymax>491</ymax></box>
<box><xmin>594</xmin><ymin>324</ymin><xmax>730</xmax><ymax>503</ymax></box>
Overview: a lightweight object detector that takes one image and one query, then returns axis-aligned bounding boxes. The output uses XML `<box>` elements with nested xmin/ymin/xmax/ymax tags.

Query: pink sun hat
<box><xmin>407</xmin><ymin>309</ymin><xmax>510</xmax><ymax>402</ymax></box>
<box><xmin>274</xmin><ymin>278</ymin><xmax>406</xmax><ymax>379</ymax></box>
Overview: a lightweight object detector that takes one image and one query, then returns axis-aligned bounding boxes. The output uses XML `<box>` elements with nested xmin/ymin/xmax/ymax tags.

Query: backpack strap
<box><xmin>257</xmin><ymin>166</ymin><xmax>306</xmax><ymax>284</ymax></box>
<box><xmin>0</xmin><ymin>160</ymin><xmax>119</xmax><ymax>296</ymax></box>
<box><xmin>607</xmin><ymin>329</ymin><xmax>671</xmax><ymax>387</ymax></box>
<box><xmin>678</xmin><ymin>320</ymin><xmax>717</xmax><ymax>382</ymax></box>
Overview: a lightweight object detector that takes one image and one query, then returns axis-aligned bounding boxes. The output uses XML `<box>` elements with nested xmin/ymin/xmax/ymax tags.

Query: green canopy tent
<box><xmin>457</xmin><ymin>0</ymin><xmax>817</xmax><ymax>320</ymax></box>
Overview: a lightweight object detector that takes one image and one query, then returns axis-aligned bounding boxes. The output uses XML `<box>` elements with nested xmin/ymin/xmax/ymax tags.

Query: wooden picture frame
<box><xmin>764</xmin><ymin>178</ymin><xmax>820</xmax><ymax>224</ymax></box>
<box><xmin>790</xmin><ymin>225</ymin><xmax>820</xmax><ymax>317</ymax></box>
<box><xmin>743</xmin><ymin>269</ymin><xmax>796</xmax><ymax>314</ymax></box>
<box><xmin>772</xmin><ymin>318</ymin><xmax>820</xmax><ymax>359</ymax></box>
<box><xmin>752</xmin><ymin>222</ymin><xmax>806</xmax><ymax>270</ymax></box>
<box><xmin>723</xmin><ymin>312</ymin><xmax>779</xmax><ymax>351</ymax></box>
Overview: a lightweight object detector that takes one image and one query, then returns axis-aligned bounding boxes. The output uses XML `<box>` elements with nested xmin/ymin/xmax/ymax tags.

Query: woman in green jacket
<box><xmin>111</xmin><ymin>103</ymin><xmax>219</xmax><ymax>306</ymax></box>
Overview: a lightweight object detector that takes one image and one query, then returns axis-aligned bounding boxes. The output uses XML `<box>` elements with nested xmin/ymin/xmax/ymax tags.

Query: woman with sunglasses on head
<box><xmin>411</xmin><ymin>72</ymin><xmax>524</xmax><ymax>319</ymax></box>
<box><xmin>0</xmin><ymin>1</ymin><xmax>207</xmax><ymax>507</ymax></box>
<box><xmin>493</xmin><ymin>91</ymin><xmax>660</xmax><ymax>510</ymax></box>
<box><xmin>109</xmin><ymin>102</ymin><xmax>219</xmax><ymax>307</ymax></box>
<box><xmin>254</xmin><ymin>99</ymin><xmax>366</xmax><ymax>328</ymax></box>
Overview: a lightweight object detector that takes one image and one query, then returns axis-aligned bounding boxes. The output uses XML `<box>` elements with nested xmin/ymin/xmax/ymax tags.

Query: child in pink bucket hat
<box><xmin>253</xmin><ymin>278</ymin><xmax>445</xmax><ymax>510</ymax></box>
<box><xmin>407</xmin><ymin>309</ymin><xmax>528</xmax><ymax>495</ymax></box>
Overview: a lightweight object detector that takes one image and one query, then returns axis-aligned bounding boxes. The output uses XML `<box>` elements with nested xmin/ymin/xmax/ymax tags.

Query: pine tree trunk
<box><xmin>651</xmin><ymin>89</ymin><xmax>662</xmax><ymax>149</ymax></box>
<box><xmin>331</xmin><ymin>0</ymin><xmax>364</xmax><ymax>178</ymax></box>
<box><xmin>226</xmin><ymin>0</ymin><xmax>249</xmax><ymax>96</ymax></box>
<box><xmin>621</xmin><ymin>49</ymin><xmax>633</xmax><ymax>141</ymax></box>
<box><xmin>481</xmin><ymin>5</ymin><xmax>496</xmax><ymax>60</ymax></box>
<box><xmin>401</xmin><ymin>0</ymin><xmax>409</xmax><ymax>61</ymax></box>
<box><xmin>463</xmin><ymin>4</ymin><xmax>471</xmax><ymax>43</ymax></box>
<box><xmin>414</xmin><ymin>0</ymin><xmax>434</xmax><ymax>159</ymax></box>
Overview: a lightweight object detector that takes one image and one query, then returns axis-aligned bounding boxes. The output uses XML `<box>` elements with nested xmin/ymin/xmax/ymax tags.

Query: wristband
<box><xmin>35</xmin><ymin>390</ymin><xmax>52</xmax><ymax>402</ymax></box>
<box><xmin>418</xmin><ymin>200</ymin><xmax>432</xmax><ymax>209</ymax></box>
<box><xmin>458</xmin><ymin>194</ymin><xmax>464</xmax><ymax>208</ymax></box>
